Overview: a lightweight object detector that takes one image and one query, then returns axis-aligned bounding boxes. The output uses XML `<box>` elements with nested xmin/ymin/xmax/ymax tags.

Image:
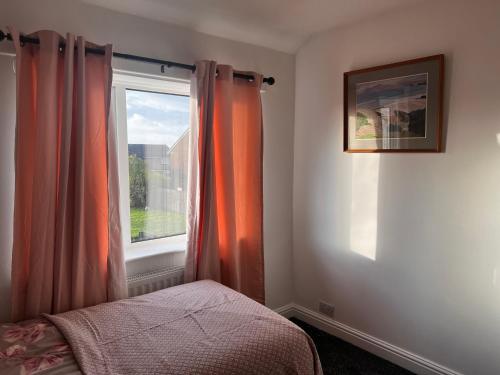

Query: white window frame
<box><xmin>112</xmin><ymin>70</ymin><xmax>191</xmax><ymax>260</ymax></box>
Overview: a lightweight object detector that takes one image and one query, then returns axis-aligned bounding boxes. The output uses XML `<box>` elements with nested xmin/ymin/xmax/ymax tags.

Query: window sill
<box><xmin>125</xmin><ymin>234</ymin><xmax>187</xmax><ymax>262</ymax></box>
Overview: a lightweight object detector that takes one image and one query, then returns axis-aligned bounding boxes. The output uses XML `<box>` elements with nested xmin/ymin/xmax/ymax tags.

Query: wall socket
<box><xmin>318</xmin><ymin>301</ymin><xmax>335</xmax><ymax>318</ymax></box>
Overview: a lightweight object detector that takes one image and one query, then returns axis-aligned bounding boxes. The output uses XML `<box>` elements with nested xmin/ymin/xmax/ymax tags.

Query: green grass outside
<box><xmin>130</xmin><ymin>208</ymin><xmax>186</xmax><ymax>242</ymax></box>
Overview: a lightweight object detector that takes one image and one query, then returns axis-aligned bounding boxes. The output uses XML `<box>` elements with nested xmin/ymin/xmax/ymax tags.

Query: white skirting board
<box><xmin>273</xmin><ymin>303</ymin><xmax>463</xmax><ymax>375</ymax></box>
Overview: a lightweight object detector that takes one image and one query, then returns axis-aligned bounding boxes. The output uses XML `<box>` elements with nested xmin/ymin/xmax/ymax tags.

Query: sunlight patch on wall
<box><xmin>349</xmin><ymin>153</ymin><xmax>380</xmax><ymax>261</ymax></box>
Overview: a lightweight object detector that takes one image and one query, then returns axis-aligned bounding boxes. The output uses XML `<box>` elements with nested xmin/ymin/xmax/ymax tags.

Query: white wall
<box><xmin>293</xmin><ymin>0</ymin><xmax>500</xmax><ymax>374</ymax></box>
<box><xmin>0</xmin><ymin>55</ymin><xmax>15</xmax><ymax>323</ymax></box>
<box><xmin>0</xmin><ymin>0</ymin><xmax>296</xmax><ymax>321</ymax></box>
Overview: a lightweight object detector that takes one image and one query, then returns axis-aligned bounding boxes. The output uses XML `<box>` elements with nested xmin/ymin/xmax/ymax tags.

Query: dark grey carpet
<box><xmin>291</xmin><ymin>318</ymin><xmax>415</xmax><ymax>375</ymax></box>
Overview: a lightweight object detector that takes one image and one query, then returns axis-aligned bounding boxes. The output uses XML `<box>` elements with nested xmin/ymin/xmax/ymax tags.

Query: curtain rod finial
<box><xmin>265</xmin><ymin>77</ymin><xmax>275</xmax><ymax>86</ymax></box>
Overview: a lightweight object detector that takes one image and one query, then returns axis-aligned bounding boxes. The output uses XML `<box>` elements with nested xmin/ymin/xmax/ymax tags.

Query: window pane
<box><xmin>126</xmin><ymin>89</ymin><xmax>190</xmax><ymax>243</ymax></box>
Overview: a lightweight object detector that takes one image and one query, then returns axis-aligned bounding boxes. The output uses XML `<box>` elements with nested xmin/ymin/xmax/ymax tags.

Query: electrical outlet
<box><xmin>318</xmin><ymin>301</ymin><xmax>335</xmax><ymax>318</ymax></box>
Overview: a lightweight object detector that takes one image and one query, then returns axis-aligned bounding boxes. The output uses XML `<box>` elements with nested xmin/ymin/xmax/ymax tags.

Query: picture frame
<box><xmin>344</xmin><ymin>54</ymin><xmax>444</xmax><ymax>153</ymax></box>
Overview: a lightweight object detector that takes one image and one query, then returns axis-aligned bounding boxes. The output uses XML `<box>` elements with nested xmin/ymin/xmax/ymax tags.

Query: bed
<box><xmin>0</xmin><ymin>280</ymin><xmax>322</xmax><ymax>374</ymax></box>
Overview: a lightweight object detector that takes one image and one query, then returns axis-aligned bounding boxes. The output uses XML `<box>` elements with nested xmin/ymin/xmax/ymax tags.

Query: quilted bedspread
<box><xmin>2</xmin><ymin>280</ymin><xmax>322</xmax><ymax>374</ymax></box>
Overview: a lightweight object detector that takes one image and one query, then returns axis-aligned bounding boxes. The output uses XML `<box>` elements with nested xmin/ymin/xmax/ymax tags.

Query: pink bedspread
<box><xmin>45</xmin><ymin>280</ymin><xmax>322</xmax><ymax>374</ymax></box>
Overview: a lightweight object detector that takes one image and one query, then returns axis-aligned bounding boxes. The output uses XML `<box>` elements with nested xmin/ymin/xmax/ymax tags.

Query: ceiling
<box><xmin>81</xmin><ymin>0</ymin><xmax>426</xmax><ymax>53</ymax></box>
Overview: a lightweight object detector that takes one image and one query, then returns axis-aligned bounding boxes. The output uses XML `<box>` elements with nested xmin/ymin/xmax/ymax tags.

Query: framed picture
<box><xmin>344</xmin><ymin>54</ymin><xmax>444</xmax><ymax>153</ymax></box>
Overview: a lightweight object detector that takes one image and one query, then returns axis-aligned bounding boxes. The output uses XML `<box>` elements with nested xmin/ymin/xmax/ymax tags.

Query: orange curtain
<box><xmin>185</xmin><ymin>61</ymin><xmax>264</xmax><ymax>304</ymax></box>
<box><xmin>9</xmin><ymin>28</ymin><xmax>127</xmax><ymax>321</ymax></box>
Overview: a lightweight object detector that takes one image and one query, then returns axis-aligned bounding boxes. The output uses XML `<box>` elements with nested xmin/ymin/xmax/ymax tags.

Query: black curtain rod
<box><xmin>0</xmin><ymin>31</ymin><xmax>275</xmax><ymax>85</ymax></box>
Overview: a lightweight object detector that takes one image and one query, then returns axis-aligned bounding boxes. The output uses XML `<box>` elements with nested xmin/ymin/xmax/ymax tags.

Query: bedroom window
<box><xmin>113</xmin><ymin>72</ymin><xmax>191</xmax><ymax>258</ymax></box>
